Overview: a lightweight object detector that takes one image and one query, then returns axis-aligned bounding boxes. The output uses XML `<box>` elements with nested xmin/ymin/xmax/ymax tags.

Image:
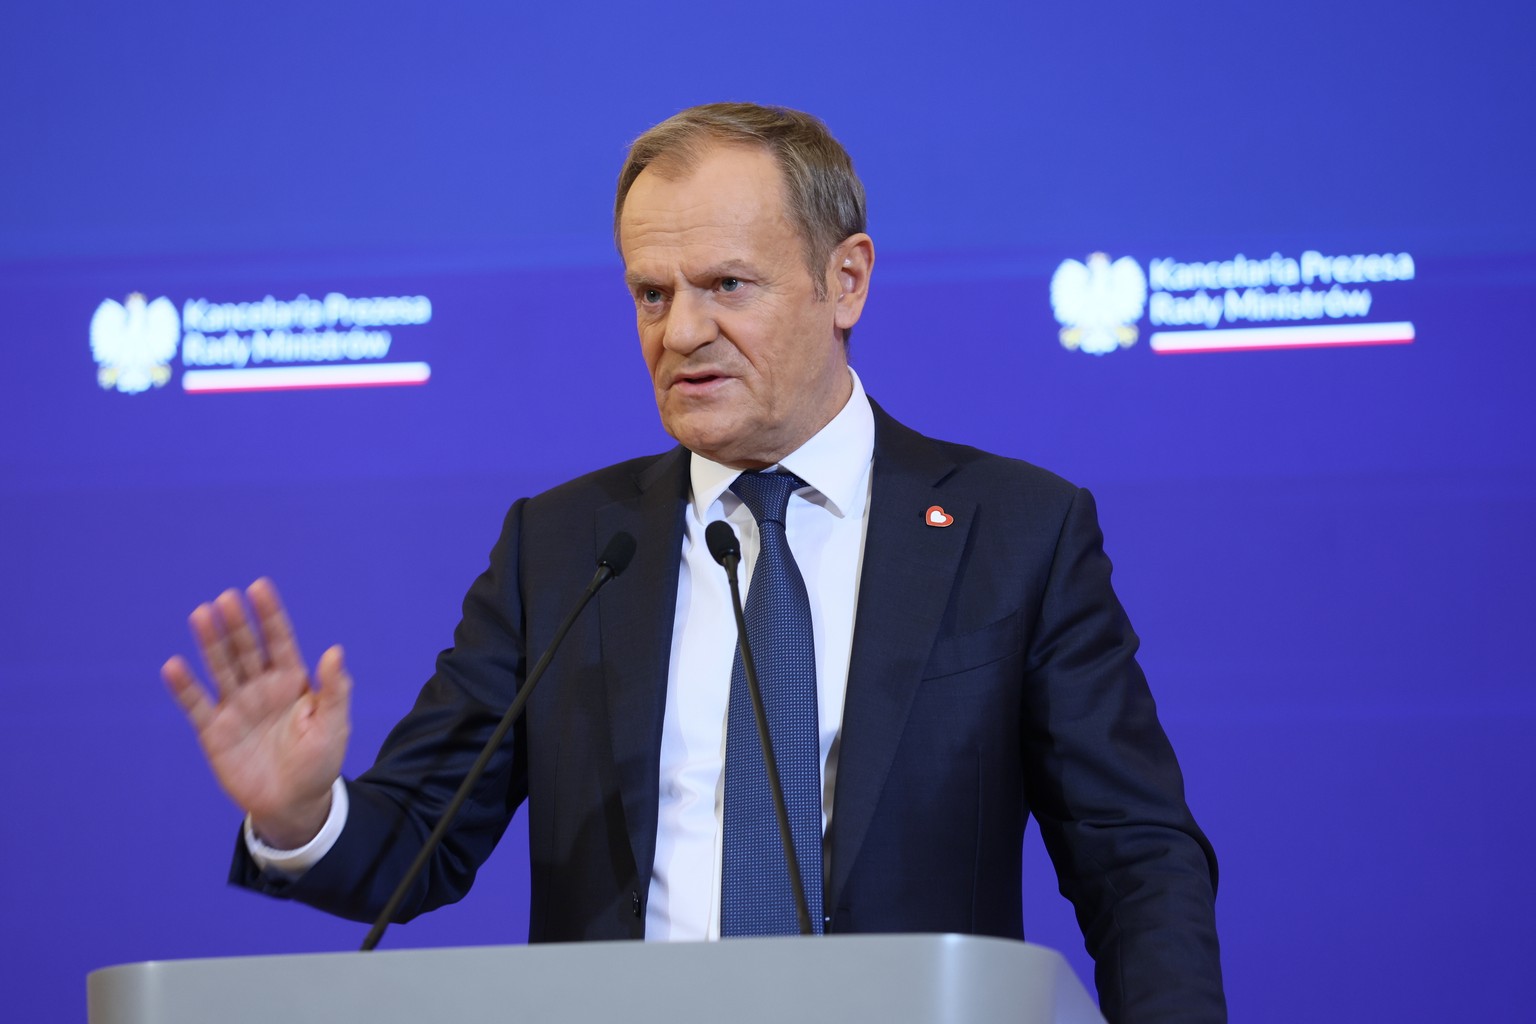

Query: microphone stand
<box><xmin>707</xmin><ymin>520</ymin><xmax>814</xmax><ymax>936</ymax></box>
<box><xmin>360</xmin><ymin>532</ymin><xmax>636</xmax><ymax>951</ymax></box>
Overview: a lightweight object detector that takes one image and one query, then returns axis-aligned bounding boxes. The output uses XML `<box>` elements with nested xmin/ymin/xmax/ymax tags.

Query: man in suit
<box><xmin>164</xmin><ymin>103</ymin><xmax>1224</xmax><ymax>1023</ymax></box>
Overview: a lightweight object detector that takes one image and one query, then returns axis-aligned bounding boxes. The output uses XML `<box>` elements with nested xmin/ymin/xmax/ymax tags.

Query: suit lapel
<box><xmin>596</xmin><ymin>446</ymin><xmax>690</xmax><ymax>886</ymax></box>
<box><xmin>827</xmin><ymin>405</ymin><xmax>974</xmax><ymax>909</ymax></box>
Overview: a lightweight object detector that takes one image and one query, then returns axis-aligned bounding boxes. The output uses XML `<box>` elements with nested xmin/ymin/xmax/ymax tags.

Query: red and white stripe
<box><xmin>1149</xmin><ymin>321</ymin><xmax>1415</xmax><ymax>355</ymax></box>
<box><xmin>182</xmin><ymin>362</ymin><xmax>431</xmax><ymax>393</ymax></box>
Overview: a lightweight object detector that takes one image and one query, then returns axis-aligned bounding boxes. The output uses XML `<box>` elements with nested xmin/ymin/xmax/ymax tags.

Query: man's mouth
<box><xmin>671</xmin><ymin>371</ymin><xmax>728</xmax><ymax>391</ymax></box>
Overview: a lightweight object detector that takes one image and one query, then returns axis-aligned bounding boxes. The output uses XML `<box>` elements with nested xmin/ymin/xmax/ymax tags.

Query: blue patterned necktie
<box><xmin>720</xmin><ymin>471</ymin><xmax>825</xmax><ymax>936</ymax></box>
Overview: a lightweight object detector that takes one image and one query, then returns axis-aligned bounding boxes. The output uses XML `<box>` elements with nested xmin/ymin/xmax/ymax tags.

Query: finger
<box><xmin>215</xmin><ymin>588</ymin><xmax>268</xmax><ymax>682</ymax></box>
<box><xmin>190</xmin><ymin>601</ymin><xmax>241</xmax><ymax>700</ymax></box>
<box><xmin>248</xmin><ymin>577</ymin><xmax>306</xmax><ymax>674</ymax></box>
<box><xmin>162</xmin><ymin>655</ymin><xmax>215</xmax><ymax>732</ymax></box>
<box><xmin>315</xmin><ymin>645</ymin><xmax>353</xmax><ymax>717</ymax></box>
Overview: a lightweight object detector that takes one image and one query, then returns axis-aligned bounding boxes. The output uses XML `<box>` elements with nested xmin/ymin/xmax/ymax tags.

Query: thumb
<box><xmin>315</xmin><ymin>644</ymin><xmax>353</xmax><ymax>714</ymax></box>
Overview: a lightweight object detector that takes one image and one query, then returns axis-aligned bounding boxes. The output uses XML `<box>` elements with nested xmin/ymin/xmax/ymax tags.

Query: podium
<box><xmin>88</xmin><ymin>934</ymin><xmax>1105</xmax><ymax>1023</ymax></box>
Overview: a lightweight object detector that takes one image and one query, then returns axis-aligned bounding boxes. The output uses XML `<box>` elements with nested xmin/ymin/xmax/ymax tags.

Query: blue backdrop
<box><xmin>2</xmin><ymin>2</ymin><xmax>1533</xmax><ymax>1019</ymax></box>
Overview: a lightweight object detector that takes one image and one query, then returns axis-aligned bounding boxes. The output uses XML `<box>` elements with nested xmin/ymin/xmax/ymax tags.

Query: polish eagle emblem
<box><xmin>90</xmin><ymin>293</ymin><xmax>180</xmax><ymax>393</ymax></box>
<box><xmin>1050</xmin><ymin>253</ymin><xmax>1147</xmax><ymax>355</ymax></box>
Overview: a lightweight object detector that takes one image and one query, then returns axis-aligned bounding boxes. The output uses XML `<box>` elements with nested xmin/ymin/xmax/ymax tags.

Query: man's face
<box><xmin>619</xmin><ymin>145</ymin><xmax>861</xmax><ymax>469</ymax></box>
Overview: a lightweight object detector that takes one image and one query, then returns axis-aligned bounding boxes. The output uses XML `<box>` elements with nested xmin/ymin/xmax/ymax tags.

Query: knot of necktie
<box><xmin>730</xmin><ymin>471</ymin><xmax>803</xmax><ymax>528</ymax></box>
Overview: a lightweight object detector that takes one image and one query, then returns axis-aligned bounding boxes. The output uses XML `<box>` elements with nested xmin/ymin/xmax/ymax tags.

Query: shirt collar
<box><xmin>688</xmin><ymin>367</ymin><xmax>875</xmax><ymax>521</ymax></box>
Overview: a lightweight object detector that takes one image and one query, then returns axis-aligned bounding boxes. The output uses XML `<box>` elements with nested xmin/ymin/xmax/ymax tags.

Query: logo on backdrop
<box><xmin>1049</xmin><ymin>248</ymin><xmax>1417</xmax><ymax>355</ymax></box>
<box><xmin>90</xmin><ymin>294</ymin><xmax>181</xmax><ymax>393</ymax></box>
<box><xmin>88</xmin><ymin>290</ymin><xmax>434</xmax><ymax>394</ymax></box>
<box><xmin>1050</xmin><ymin>254</ymin><xmax>1148</xmax><ymax>356</ymax></box>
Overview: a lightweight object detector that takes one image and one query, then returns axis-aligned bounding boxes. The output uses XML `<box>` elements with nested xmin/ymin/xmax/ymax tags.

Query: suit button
<box><xmin>631</xmin><ymin>891</ymin><xmax>642</xmax><ymax>918</ymax></box>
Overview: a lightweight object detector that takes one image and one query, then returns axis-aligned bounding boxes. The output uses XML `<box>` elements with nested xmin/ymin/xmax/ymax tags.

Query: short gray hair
<box><xmin>614</xmin><ymin>102</ymin><xmax>867</xmax><ymax>303</ymax></box>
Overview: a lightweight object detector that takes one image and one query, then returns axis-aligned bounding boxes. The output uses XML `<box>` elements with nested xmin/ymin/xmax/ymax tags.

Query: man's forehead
<box><xmin>619</xmin><ymin>147</ymin><xmax>799</xmax><ymax>267</ymax></box>
<box><xmin>624</xmin><ymin>144</ymin><xmax>787</xmax><ymax>218</ymax></box>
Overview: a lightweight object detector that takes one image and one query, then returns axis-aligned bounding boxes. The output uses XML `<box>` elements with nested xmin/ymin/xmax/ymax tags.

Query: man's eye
<box><xmin>719</xmin><ymin>277</ymin><xmax>741</xmax><ymax>293</ymax></box>
<box><xmin>642</xmin><ymin>288</ymin><xmax>663</xmax><ymax>304</ymax></box>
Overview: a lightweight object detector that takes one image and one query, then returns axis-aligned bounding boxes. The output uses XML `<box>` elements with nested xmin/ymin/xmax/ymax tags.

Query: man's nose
<box><xmin>661</xmin><ymin>289</ymin><xmax>716</xmax><ymax>354</ymax></box>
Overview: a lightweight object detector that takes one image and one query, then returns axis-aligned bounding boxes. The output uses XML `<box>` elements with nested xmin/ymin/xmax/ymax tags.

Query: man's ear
<box><xmin>831</xmin><ymin>234</ymin><xmax>875</xmax><ymax>333</ymax></box>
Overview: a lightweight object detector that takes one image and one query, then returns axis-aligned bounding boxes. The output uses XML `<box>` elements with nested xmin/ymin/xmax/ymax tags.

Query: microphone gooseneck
<box><xmin>360</xmin><ymin>530</ymin><xmax>638</xmax><ymax>951</ymax></box>
<box><xmin>707</xmin><ymin>518</ymin><xmax>815</xmax><ymax>936</ymax></box>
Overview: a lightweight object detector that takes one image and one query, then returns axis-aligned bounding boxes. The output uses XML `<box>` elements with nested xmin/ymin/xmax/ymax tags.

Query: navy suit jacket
<box><xmin>235</xmin><ymin>402</ymin><xmax>1224</xmax><ymax>1023</ymax></box>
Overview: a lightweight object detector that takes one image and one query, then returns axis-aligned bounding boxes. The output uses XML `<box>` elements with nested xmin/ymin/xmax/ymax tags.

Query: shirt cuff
<box><xmin>244</xmin><ymin>777</ymin><xmax>349</xmax><ymax>879</ymax></box>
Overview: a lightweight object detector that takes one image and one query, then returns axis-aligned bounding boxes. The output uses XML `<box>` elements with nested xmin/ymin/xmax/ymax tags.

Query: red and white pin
<box><xmin>924</xmin><ymin>505</ymin><xmax>954</xmax><ymax>528</ymax></box>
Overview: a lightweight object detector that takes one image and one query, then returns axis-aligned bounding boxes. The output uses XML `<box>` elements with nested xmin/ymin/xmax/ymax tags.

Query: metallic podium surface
<box><xmin>89</xmin><ymin>934</ymin><xmax>1105</xmax><ymax>1024</ymax></box>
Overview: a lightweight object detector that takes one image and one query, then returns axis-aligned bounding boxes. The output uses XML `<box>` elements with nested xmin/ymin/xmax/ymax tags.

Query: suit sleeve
<box><xmin>229</xmin><ymin>499</ymin><xmax>531</xmax><ymax>924</ymax></box>
<box><xmin>1022</xmin><ymin>487</ymin><xmax>1225</xmax><ymax>1024</ymax></box>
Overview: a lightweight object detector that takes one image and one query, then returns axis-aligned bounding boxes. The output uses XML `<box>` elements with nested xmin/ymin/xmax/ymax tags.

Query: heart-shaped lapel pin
<box><xmin>925</xmin><ymin>505</ymin><xmax>954</xmax><ymax>528</ymax></box>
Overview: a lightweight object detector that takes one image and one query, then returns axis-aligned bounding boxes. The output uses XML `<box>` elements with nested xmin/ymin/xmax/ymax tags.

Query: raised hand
<box><xmin>162</xmin><ymin>578</ymin><xmax>351</xmax><ymax>849</ymax></box>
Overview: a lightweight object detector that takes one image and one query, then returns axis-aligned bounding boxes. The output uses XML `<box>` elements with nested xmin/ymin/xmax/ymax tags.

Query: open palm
<box><xmin>163</xmin><ymin>578</ymin><xmax>351</xmax><ymax>849</ymax></box>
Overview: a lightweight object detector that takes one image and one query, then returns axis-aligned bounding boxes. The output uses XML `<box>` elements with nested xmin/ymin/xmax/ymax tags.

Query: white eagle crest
<box><xmin>91</xmin><ymin>293</ymin><xmax>180</xmax><ymax>393</ymax></box>
<box><xmin>1050</xmin><ymin>253</ymin><xmax>1147</xmax><ymax>355</ymax></box>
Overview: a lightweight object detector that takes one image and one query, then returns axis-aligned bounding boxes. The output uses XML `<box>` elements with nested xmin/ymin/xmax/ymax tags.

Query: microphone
<box><xmin>706</xmin><ymin>519</ymin><xmax>815</xmax><ymax>936</ymax></box>
<box><xmin>705</xmin><ymin>518</ymin><xmax>741</xmax><ymax>573</ymax></box>
<box><xmin>361</xmin><ymin>531</ymin><xmax>638</xmax><ymax>951</ymax></box>
<box><xmin>597</xmin><ymin>531</ymin><xmax>638</xmax><ymax>581</ymax></box>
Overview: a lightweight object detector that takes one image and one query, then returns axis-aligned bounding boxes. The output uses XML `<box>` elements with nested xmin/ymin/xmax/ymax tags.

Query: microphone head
<box><xmin>705</xmin><ymin>520</ymin><xmax>740</xmax><ymax>566</ymax></box>
<box><xmin>598</xmin><ymin>531</ymin><xmax>638</xmax><ymax>577</ymax></box>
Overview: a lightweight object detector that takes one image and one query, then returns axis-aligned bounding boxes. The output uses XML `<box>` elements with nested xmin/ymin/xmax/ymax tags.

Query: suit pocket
<box><xmin>921</xmin><ymin>609</ymin><xmax>1025</xmax><ymax>680</ymax></box>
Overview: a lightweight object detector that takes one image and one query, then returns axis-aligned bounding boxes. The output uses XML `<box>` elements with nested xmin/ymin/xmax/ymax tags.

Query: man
<box><xmin>164</xmin><ymin>103</ymin><xmax>1224</xmax><ymax>1022</ymax></box>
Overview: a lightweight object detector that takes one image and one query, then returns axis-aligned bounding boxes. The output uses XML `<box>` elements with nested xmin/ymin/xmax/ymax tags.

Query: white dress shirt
<box><xmin>646</xmin><ymin>369</ymin><xmax>874</xmax><ymax>939</ymax></box>
<box><xmin>249</xmin><ymin>370</ymin><xmax>877</xmax><ymax>942</ymax></box>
